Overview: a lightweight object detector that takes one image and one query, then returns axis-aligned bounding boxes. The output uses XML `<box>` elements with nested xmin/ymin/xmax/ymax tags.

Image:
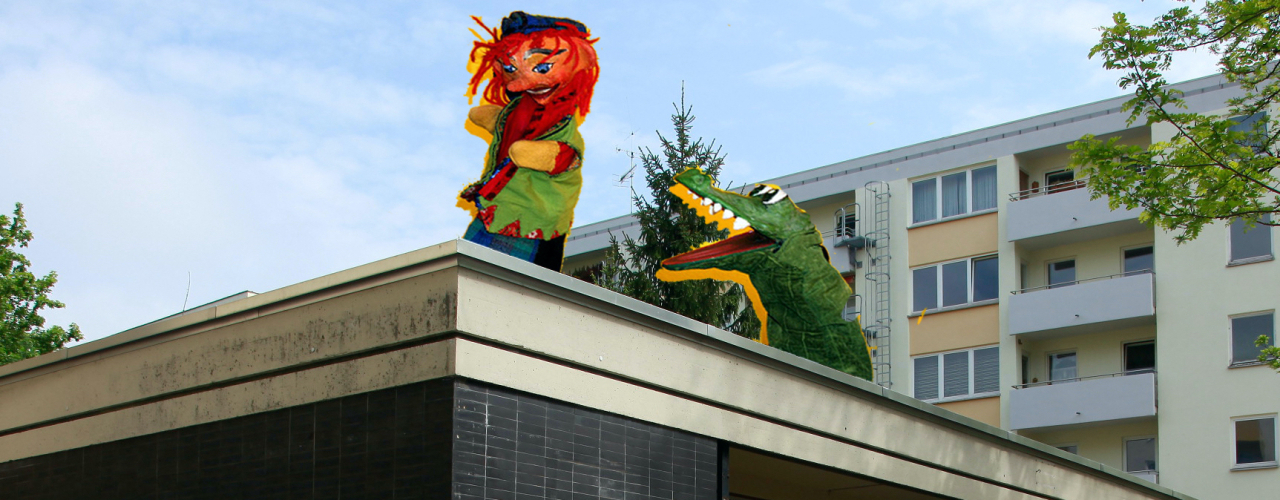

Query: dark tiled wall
<box><xmin>1</xmin><ymin>377</ymin><xmax>721</xmax><ymax>500</ymax></box>
<box><xmin>0</xmin><ymin>379</ymin><xmax>454</xmax><ymax>500</ymax></box>
<box><xmin>453</xmin><ymin>380</ymin><xmax>718</xmax><ymax>500</ymax></box>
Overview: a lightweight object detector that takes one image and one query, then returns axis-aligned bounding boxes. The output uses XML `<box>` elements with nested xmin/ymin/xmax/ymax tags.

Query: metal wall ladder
<box><xmin>862</xmin><ymin>181</ymin><xmax>892</xmax><ymax>388</ymax></box>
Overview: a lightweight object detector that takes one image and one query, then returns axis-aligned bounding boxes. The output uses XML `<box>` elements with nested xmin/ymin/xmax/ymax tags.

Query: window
<box><xmin>1123</xmin><ymin>246</ymin><xmax>1154</xmax><ymax>275</ymax></box>
<box><xmin>1048</xmin><ymin>351</ymin><xmax>1077</xmax><ymax>382</ymax></box>
<box><xmin>941</xmin><ymin>172</ymin><xmax>967</xmax><ymax>218</ymax></box>
<box><xmin>1044</xmin><ymin>169</ymin><xmax>1077</xmax><ymax>194</ymax></box>
<box><xmin>1124</xmin><ymin>341</ymin><xmax>1156</xmax><ymax>375</ymax></box>
<box><xmin>911</xmin><ymin>255</ymin><xmax>999</xmax><ymax>311</ymax></box>
<box><xmin>1124</xmin><ymin>437</ymin><xmax>1157</xmax><ymax>473</ymax></box>
<box><xmin>1234</xmin><ymin>416</ymin><xmax>1277</xmax><ymax>468</ymax></box>
<box><xmin>912</xmin><ymin>178</ymin><xmax>937</xmax><ymax>224</ymax></box>
<box><xmin>911</xmin><ymin>165</ymin><xmax>997</xmax><ymax>223</ymax></box>
<box><xmin>1229</xmin><ymin>113</ymin><xmax>1268</xmax><ymax>154</ymax></box>
<box><xmin>1056</xmin><ymin>445</ymin><xmax>1079</xmax><ymax>455</ymax></box>
<box><xmin>1230</xmin><ymin>215</ymin><xmax>1272</xmax><ymax>263</ymax></box>
<box><xmin>913</xmin><ymin>346</ymin><xmax>999</xmax><ymax>402</ymax></box>
<box><xmin>1047</xmin><ymin>259</ymin><xmax>1076</xmax><ymax>288</ymax></box>
<box><xmin>1231</xmin><ymin>312</ymin><xmax>1274</xmax><ymax>365</ymax></box>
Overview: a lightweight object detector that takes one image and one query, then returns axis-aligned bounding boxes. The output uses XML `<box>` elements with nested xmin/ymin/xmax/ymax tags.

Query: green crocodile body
<box><xmin>657</xmin><ymin>168</ymin><xmax>873</xmax><ymax>381</ymax></box>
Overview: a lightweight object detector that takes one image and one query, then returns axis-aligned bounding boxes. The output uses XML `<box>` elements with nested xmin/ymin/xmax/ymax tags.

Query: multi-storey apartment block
<box><xmin>561</xmin><ymin>73</ymin><xmax>1279</xmax><ymax>499</ymax></box>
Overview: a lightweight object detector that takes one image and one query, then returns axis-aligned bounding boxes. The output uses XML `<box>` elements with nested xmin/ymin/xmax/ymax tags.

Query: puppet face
<box><xmin>498</xmin><ymin>37</ymin><xmax>589</xmax><ymax>107</ymax></box>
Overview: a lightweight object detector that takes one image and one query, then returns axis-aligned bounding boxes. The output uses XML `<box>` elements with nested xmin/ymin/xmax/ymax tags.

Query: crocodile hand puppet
<box><xmin>656</xmin><ymin>167</ymin><xmax>873</xmax><ymax>380</ymax></box>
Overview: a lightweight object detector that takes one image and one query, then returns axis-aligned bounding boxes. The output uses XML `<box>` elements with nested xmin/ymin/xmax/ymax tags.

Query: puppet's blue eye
<box><xmin>502</xmin><ymin>64</ymin><xmax>517</xmax><ymax>73</ymax></box>
<box><xmin>533</xmin><ymin>62</ymin><xmax>552</xmax><ymax>74</ymax></box>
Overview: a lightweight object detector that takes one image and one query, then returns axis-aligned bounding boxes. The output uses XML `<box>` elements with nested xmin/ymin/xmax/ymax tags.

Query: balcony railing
<box><xmin>1011</xmin><ymin>269</ymin><xmax>1152</xmax><ymax>295</ymax></box>
<box><xmin>1009</xmin><ymin>371</ymin><xmax>1156</xmax><ymax>430</ymax></box>
<box><xmin>1007</xmin><ymin>271</ymin><xmax>1155</xmax><ymax>337</ymax></box>
<box><xmin>1008</xmin><ymin>179</ymin><xmax>1088</xmax><ymax>202</ymax></box>
<box><xmin>1012</xmin><ymin>369</ymin><xmax>1154</xmax><ymax>389</ymax></box>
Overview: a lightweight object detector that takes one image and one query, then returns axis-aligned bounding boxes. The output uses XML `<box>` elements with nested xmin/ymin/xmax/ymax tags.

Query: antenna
<box><xmin>614</xmin><ymin>132</ymin><xmax>638</xmax><ymax>213</ymax></box>
<box><xmin>182</xmin><ymin>271</ymin><xmax>191</xmax><ymax>312</ymax></box>
<box><xmin>614</xmin><ymin>132</ymin><xmax>637</xmax><ymax>188</ymax></box>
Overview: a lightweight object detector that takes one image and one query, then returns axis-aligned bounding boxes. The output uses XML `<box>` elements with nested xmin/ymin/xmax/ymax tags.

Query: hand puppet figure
<box><xmin>458</xmin><ymin>11</ymin><xmax>599</xmax><ymax>272</ymax></box>
<box><xmin>656</xmin><ymin>167</ymin><xmax>874</xmax><ymax>381</ymax></box>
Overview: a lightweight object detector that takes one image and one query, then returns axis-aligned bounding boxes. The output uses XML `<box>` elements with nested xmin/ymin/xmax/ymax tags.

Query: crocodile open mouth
<box><xmin>662</xmin><ymin>183</ymin><xmax>778</xmax><ymax>267</ymax></box>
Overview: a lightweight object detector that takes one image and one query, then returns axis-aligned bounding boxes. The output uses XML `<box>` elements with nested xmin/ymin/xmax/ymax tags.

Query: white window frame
<box><xmin>910</xmin><ymin>165</ymin><xmax>997</xmax><ymax>224</ymax></box>
<box><xmin>1046</xmin><ymin>257</ymin><xmax>1077</xmax><ymax>288</ymax></box>
<box><xmin>911</xmin><ymin>254</ymin><xmax>999</xmax><ymax>312</ymax></box>
<box><xmin>1232</xmin><ymin>415</ymin><xmax>1278</xmax><ymax>470</ymax></box>
<box><xmin>1121</xmin><ymin>244</ymin><xmax>1155</xmax><ymax>276</ymax></box>
<box><xmin>1230</xmin><ymin>311</ymin><xmax>1275</xmax><ymax>367</ymax></box>
<box><xmin>1123</xmin><ymin>435</ymin><xmax>1158</xmax><ymax>474</ymax></box>
<box><xmin>1228</xmin><ymin>214</ymin><xmax>1274</xmax><ymax>265</ymax></box>
<box><xmin>1123</xmin><ymin>340</ymin><xmax>1156</xmax><ymax>375</ymax></box>
<box><xmin>1047</xmin><ymin>350</ymin><xmax>1078</xmax><ymax>383</ymax></box>
<box><xmin>912</xmin><ymin>345</ymin><xmax>999</xmax><ymax>403</ymax></box>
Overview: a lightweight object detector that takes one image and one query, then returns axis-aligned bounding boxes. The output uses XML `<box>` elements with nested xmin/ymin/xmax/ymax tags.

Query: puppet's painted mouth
<box><xmin>661</xmin><ymin>183</ymin><xmax>778</xmax><ymax>268</ymax></box>
<box><xmin>662</xmin><ymin>231</ymin><xmax>775</xmax><ymax>267</ymax></box>
<box><xmin>526</xmin><ymin>85</ymin><xmax>557</xmax><ymax>95</ymax></box>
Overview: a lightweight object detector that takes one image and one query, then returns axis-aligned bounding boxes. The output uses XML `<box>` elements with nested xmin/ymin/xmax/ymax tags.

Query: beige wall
<box><xmin>1020</xmin><ymin>324</ymin><xmax>1156</xmax><ymax>383</ymax></box>
<box><xmin>0</xmin><ymin>267</ymin><xmax>460</xmax><ymax>435</ymax></box>
<box><xmin>938</xmin><ymin>396</ymin><xmax>1001</xmax><ymax>428</ymax></box>
<box><xmin>910</xmin><ymin>304</ymin><xmax>999</xmax><ymax>356</ymax></box>
<box><xmin>908</xmin><ymin>212</ymin><xmax>999</xmax><ymax>267</ymax></box>
<box><xmin>1152</xmin><ymin>207</ymin><xmax>1280</xmax><ymax>499</ymax></box>
<box><xmin>562</xmin><ymin>248</ymin><xmax>605</xmax><ymax>276</ymax></box>
<box><xmin>1014</xmin><ymin>131</ymin><xmax>1148</xmax><ymax>184</ymax></box>
<box><xmin>1021</xmin><ymin>231</ymin><xmax>1154</xmax><ymax>289</ymax></box>
<box><xmin>1021</xmin><ymin>418</ymin><xmax>1158</xmax><ymax>472</ymax></box>
<box><xmin>800</xmin><ymin>197</ymin><xmax>858</xmax><ymax>237</ymax></box>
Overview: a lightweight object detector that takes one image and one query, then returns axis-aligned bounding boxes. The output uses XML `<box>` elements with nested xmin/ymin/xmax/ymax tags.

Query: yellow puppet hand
<box><xmin>508</xmin><ymin>140</ymin><xmax>563</xmax><ymax>173</ymax></box>
<box><xmin>467</xmin><ymin>105</ymin><xmax>502</xmax><ymax>134</ymax></box>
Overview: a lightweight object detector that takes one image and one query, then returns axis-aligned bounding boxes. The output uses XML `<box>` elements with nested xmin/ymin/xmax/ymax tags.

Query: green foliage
<box><xmin>1069</xmin><ymin>0</ymin><xmax>1279</xmax><ymax>243</ymax></box>
<box><xmin>1</xmin><ymin>203</ymin><xmax>81</xmax><ymax>365</ymax></box>
<box><xmin>1258</xmin><ymin>335</ymin><xmax>1280</xmax><ymax>371</ymax></box>
<box><xmin>594</xmin><ymin>93</ymin><xmax>760</xmax><ymax>338</ymax></box>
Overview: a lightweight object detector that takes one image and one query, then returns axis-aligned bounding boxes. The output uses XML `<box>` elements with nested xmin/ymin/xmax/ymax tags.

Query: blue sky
<box><xmin>1</xmin><ymin>1</ymin><xmax>1217</xmax><ymax>343</ymax></box>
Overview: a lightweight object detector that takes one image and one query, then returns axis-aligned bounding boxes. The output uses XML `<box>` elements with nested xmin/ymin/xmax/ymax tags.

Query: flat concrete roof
<box><xmin>0</xmin><ymin>240</ymin><xmax>1196</xmax><ymax>499</ymax></box>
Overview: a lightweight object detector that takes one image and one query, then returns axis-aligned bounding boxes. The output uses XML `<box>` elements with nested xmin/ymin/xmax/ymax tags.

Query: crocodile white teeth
<box><xmin>690</xmin><ymin>194</ymin><xmax>699</xmax><ymax>200</ymax></box>
<box><xmin>701</xmin><ymin>197</ymin><xmax>713</xmax><ymax>206</ymax></box>
<box><xmin>722</xmin><ymin>209</ymin><xmax>735</xmax><ymax>220</ymax></box>
<box><xmin>733</xmin><ymin>218</ymin><xmax>751</xmax><ymax>231</ymax></box>
<box><xmin>709</xmin><ymin>203</ymin><xmax>722</xmax><ymax>214</ymax></box>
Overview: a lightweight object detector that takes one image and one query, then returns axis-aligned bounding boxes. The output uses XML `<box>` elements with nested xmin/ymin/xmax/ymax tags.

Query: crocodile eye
<box><xmin>762</xmin><ymin>189</ymin><xmax>789</xmax><ymax>205</ymax></box>
<box><xmin>750</xmin><ymin>184</ymin><xmax>777</xmax><ymax>198</ymax></box>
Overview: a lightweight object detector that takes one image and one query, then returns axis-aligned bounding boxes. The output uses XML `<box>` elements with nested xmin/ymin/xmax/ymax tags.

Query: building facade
<box><xmin>562</xmin><ymin>73</ymin><xmax>1279</xmax><ymax>499</ymax></box>
<box><xmin>0</xmin><ymin>241</ymin><xmax>1189</xmax><ymax>500</ymax></box>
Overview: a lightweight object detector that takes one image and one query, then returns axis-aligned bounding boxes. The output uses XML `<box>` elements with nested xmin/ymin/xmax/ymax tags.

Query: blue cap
<box><xmin>500</xmin><ymin>11</ymin><xmax>588</xmax><ymax>37</ymax></box>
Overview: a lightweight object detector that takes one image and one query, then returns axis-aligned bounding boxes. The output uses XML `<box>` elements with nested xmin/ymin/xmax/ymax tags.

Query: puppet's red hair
<box><xmin>466</xmin><ymin>16</ymin><xmax>599</xmax><ymax>118</ymax></box>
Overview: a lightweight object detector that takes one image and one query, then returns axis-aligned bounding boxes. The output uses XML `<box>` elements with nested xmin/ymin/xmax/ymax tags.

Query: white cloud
<box><xmin>821</xmin><ymin>0</ymin><xmax>880</xmax><ymax>28</ymax></box>
<box><xmin>749</xmin><ymin>56</ymin><xmax>965</xmax><ymax>100</ymax></box>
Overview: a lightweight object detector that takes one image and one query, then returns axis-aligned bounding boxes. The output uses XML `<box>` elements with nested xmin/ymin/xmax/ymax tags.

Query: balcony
<box><xmin>1009</xmin><ymin>372</ymin><xmax>1156</xmax><ymax>430</ymax></box>
<box><xmin>1007</xmin><ymin>182</ymin><xmax>1144</xmax><ymax>249</ymax></box>
<box><xmin>1129</xmin><ymin>471</ymin><xmax>1159</xmax><ymax>484</ymax></box>
<box><xmin>1008</xmin><ymin>272</ymin><xmax>1155</xmax><ymax>339</ymax></box>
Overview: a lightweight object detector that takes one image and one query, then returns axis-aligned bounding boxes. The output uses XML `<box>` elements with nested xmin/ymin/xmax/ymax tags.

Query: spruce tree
<box><xmin>595</xmin><ymin>92</ymin><xmax>759</xmax><ymax>338</ymax></box>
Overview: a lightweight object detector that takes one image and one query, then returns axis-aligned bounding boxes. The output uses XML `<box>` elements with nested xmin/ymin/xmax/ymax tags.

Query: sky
<box><xmin>0</xmin><ymin>0</ymin><xmax>1220</xmax><ymax>344</ymax></box>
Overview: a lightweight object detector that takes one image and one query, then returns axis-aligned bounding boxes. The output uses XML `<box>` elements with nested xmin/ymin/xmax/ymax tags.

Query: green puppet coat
<box><xmin>478</xmin><ymin>95</ymin><xmax>585</xmax><ymax>239</ymax></box>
